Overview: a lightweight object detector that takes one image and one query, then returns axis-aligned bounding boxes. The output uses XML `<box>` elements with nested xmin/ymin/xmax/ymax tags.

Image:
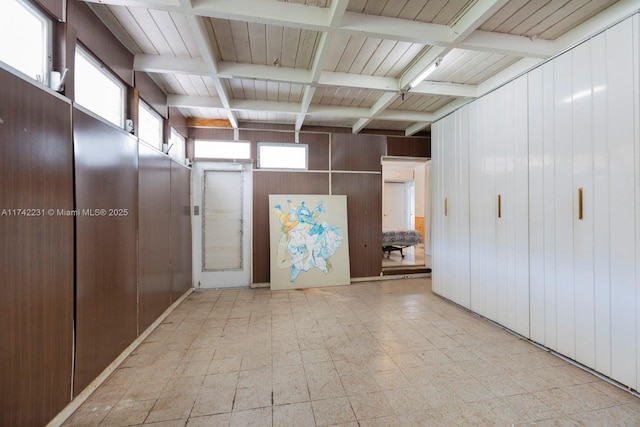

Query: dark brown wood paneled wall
<box><xmin>138</xmin><ymin>144</ymin><xmax>172</xmax><ymax>331</ymax></box>
<box><xmin>73</xmin><ymin>107</ymin><xmax>138</xmax><ymax>395</ymax></box>
<box><xmin>331</xmin><ymin>173</ymin><xmax>383</xmax><ymax>278</ymax></box>
<box><xmin>135</xmin><ymin>71</ymin><xmax>168</xmax><ymax>119</ymax></box>
<box><xmin>0</xmin><ymin>70</ymin><xmax>74</xmax><ymax>427</ymax></box>
<box><xmin>36</xmin><ymin>0</ymin><xmax>64</xmax><ymax>21</ymax></box>
<box><xmin>169</xmin><ymin>107</ymin><xmax>188</xmax><ymax>138</ymax></box>
<box><xmin>387</xmin><ymin>136</ymin><xmax>431</xmax><ymax>157</ymax></box>
<box><xmin>188</xmin><ymin>125</ymin><xmax>428</xmax><ymax>284</ymax></box>
<box><xmin>170</xmin><ymin>162</ymin><xmax>193</xmax><ymax>301</ymax></box>
<box><xmin>331</xmin><ymin>133</ymin><xmax>386</xmax><ymax>171</ymax></box>
<box><xmin>67</xmin><ymin>0</ymin><xmax>134</xmax><ymax>86</ymax></box>
<box><xmin>252</xmin><ymin>172</ymin><xmax>330</xmax><ymax>283</ymax></box>
<box><xmin>330</xmin><ymin>133</ymin><xmax>386</xmax><ymax>278</ymax></box>
<box><xmin>189</xmin><ymin>127</ymin><xmax>235</xmax><ymax>141</ymax></box>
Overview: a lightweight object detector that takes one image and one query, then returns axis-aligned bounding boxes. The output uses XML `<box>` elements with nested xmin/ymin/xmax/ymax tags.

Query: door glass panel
<box><xmin>203</xmin><ymin>170</ymin><xmax>243</xmax><ymax>270</ymax></box>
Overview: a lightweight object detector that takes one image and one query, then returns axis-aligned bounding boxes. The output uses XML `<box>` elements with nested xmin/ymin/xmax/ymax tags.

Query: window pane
<box><xmin>169</xmin><ymin>128</ymin><xmax>186</xmax><ymax>164</ymax></box>
<box><xmin>195</xmin><ymin>140</ymin><xmax>250</xmax><ymax>159</ymax></box>
<box><xmin>0</xmin><ymin>0</ymin><xmax>49</xmax><ymax>81</ymax></box>
<box><xmin>74</xmin><ymin>47</ymin><xmax>125</xmax><ymax>127</ymax></box>
<box><xmin>138</xmin><ymin>101</ymin><xmax>163</xmax><ymax>150</ymax></box>
<box><xmin>258</xmin><ymin>144</ymin><xmax>307</xmax><ymax>169</ymax></box>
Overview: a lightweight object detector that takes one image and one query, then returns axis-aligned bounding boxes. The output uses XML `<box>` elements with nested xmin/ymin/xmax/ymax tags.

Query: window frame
<box><xmin>194</xmin><ymin>140</ymin><xmax>251</xmax><ymax>161</ymax></box>
<box><xmin>74</xmin><ymin>44</ymin><xmax>126</xmax><ymax>128</ymax></box>
<box><xmin>168</xmin><ymin>127</ymin><xmax>187</xmax><ymax>164</ymax></box>
<box><xmin>257</xmin><ymin>142</ymin><xmax>308</xmax><ymax>170</ymax></box>
<box><xmin>0</xmin><ymin>0</ymin><xmax>53</xmax><ymax>83</ymax></box>
<box><xmin>138</xmin><ymin>99</ymin><xmax>164</xmax><ymax>151</ymax></box>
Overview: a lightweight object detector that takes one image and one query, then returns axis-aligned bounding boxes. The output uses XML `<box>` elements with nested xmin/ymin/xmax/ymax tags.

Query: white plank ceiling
<box><xmin>84</xmin><ymin>0</ymin><xmax>632</xmax><ymax>135</ymax></box>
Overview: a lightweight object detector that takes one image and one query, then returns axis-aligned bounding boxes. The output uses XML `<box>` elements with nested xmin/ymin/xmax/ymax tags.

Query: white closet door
<box><xmin>554</xmin><ymin>51</ymin><xmax>577</xmax><ymax>360</ymax></box>
<box><xmin>528</xmin><ymin>66</ymin><xmax>546</xmax><ymax>345</ymax></box>
<box><xmin>591</xmin><ymin>30</ymin><xmax>612</xmax><ymax>379</ymax></box>
<box><xmin>469</xmin><ymin>77</ymin><xmax>529</xmax><ymax>336</ymax></box>
<box><xmin>431</xmin><ymin>122</ymin><xmax>444</xmax><ymax>296</ymax></box>
<box><xmin>431</xmin><ymin>110</ymin><xmax>471</xmax><ymax>308</ymax></box>
<box><xmin>494</xmin><ymin>86</ymin><xmax>508</xmax><ymax>327</ymax></box>
<box><xmin>527</xmin><ymin>15</ymin><xmax>638</xmax><ymax>390</ymax></box>
<box><xmin>571</xmin><ymin>39</ymin><xmax>596</xmax><ymax>369</ymax></box>
<box><xmin>468</xmin><ymin>100</ymin><xmax>489</xmax><ymax>318</ymax></box>
<box><xmin>453</xmin><ymin>108</ymin><xmax>471</xmax><ymax>308</ymax></box>
<box><xmin>507</xmin><ymin>76</ymin><xmax>530</xmax><ymax>337</ymax></box>
<box><xmin>606</xmin><ymin>17</ymin><xmax>637</xmax><ymax>390</ymax></box>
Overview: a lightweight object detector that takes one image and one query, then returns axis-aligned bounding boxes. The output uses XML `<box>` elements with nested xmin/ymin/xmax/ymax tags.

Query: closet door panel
<box><xmin>571</xmin><ymin>41</ymin><xmax>596</xmax><ymax>368</ymax></box>
<box><xmin>590</xmin><ymin>32</ymin><xmax>612</xmax><ymax>378</ymax></box>
<box><xmin>542</xmin><ymin>62</ymin><xmax>558</xmax><ymax>350</ymax></box>
<box><xmin>512</xmin><ymin>76</ymin><xmax>530</xmax><ymax>337</ymax></box>
<box><xmin>494</xmin><ymin>87</ymin><xmax>508</xmax><ymax>326</ymax></box>
<box><xmin>441</xmin><ymin>118</ymin><xmax>455</xmax><ymax>302</ymax></box>
<box><xmin>454</xmin><ymin>108</ymin><xmax>471</xmax><ymax>308</ymax></box>
<box><xmin>481</xmin><ymin>96</ymin><xmax>498</xmax><ymax>320</ymax></box>
<box><xmin>606</xmin><ymin>18</ymin><xmax>637</xmax><ymax>390</ymax></box>
<box><xmin>431</xmin><ymin>122</ymin><xmax>443</xmax><ymax>296</ymax></box>
<box><xmin>528</xmin><ymin>67</ymin><xmax>546</xmax><ymax>344</ymax></box>
<box><xmin>634</xmin><ymin>15</ymin><xmax>640</xmax><ymax>392</ymax></box>
<box><xmin>432</xmin><ymin>110</ymin><xmax>470</xmax><ymax>308</ymax></box>
<box><xmin>553</xmin><ymin>52</ymin><xmax>576</xmax><ymax>359</ymax></box>
<box><xmin>468</xmin><ymin>101</ymin><xmax>488</xmax><ymax>318</ymax></box>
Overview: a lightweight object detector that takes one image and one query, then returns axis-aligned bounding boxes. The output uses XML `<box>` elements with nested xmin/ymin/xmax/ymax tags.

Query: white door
<box><xmin>383</xmin><ymin>182</ymin><xmax>409</xmax><ymax>229</ymax></box>
<box><xmin>192</xmin><ymin>162</ymin><xmax>252</xmax><ymax>288</ymax></box>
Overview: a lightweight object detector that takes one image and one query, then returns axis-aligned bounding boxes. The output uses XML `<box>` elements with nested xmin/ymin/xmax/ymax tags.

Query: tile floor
<box><xmin>63</xmin><ymin>278</ymin><xmax>640</xmax><ymax>426</ymax></box>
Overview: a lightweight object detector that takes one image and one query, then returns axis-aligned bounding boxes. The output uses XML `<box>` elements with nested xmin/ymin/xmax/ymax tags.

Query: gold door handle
<box><xmin>444</xmin><ymin>197</ymin><xmax>448</xmax><ymax>217</ymax></box>
<box><xmin>498</xmin><ymin>194</ymin><xmax>502</xmax><ymax>219</ymax></box>
<box><xmin>578</xmin><ymin>188</ymin><xmax>583</xmax><ymax>220</ymax></box>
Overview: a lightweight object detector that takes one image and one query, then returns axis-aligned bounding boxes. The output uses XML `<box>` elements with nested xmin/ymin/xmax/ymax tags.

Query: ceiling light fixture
<box><xmin>410</xmin><ymin>57</ymin><xmax>442</xmax><ymax>89</ymax></box>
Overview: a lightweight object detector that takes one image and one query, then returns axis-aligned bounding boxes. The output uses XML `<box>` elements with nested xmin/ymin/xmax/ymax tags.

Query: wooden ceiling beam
<box><xmin>187</xmin><ymin>118</ymin><xmax>233</xmax><ymax>128</ymax></box>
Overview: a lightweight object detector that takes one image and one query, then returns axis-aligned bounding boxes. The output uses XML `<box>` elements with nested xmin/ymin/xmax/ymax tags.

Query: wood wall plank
<box><xmin>331</xmin><ymin>133</ymin><xmax>386</xmax><ymax>171</ymax></box>
<box><xmin>387</xmin><ymin>136</ymin><xmax>431</xmax><ymax>157</ymax></box>
<box><xmin>73</xmin><ymin>108</ymin><xmax>138</xmax><ymax>395</ymax></box>
<box><xmin>0</xmin><ymin>69</ymin><xmax>74</xmax><ymax>427</ymax></box>
<box><xmin>35</xmin><ymin>0</ymin><xmax>64</xmax><ymax>21</ymax></box>
<box><xmin>135</xmin><ymin>71</ymin><xmax>168</xmax><ymax>119</ymax></box>
<box><xmin>138</xmin><ymin>144</ymin><xmax>172</xmax><ymax>331</ymax></box>
<box><xmin>331</xmin><ymin>173</ymin><xmax>382</xmax><ymax>278</ymax></box>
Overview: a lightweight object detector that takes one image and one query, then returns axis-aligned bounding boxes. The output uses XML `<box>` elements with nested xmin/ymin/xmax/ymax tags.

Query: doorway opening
<box><xmin>381</xmin><ymin>157</ymin><xmax>431</xmax><ymax>275</ymax></box>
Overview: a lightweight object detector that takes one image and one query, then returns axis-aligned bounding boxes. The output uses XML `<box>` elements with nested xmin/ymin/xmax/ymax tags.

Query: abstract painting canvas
<box><xmin>269</xmin><ymin>194</ymin><xmax>351</xmax><ymax>290</ymax></box>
